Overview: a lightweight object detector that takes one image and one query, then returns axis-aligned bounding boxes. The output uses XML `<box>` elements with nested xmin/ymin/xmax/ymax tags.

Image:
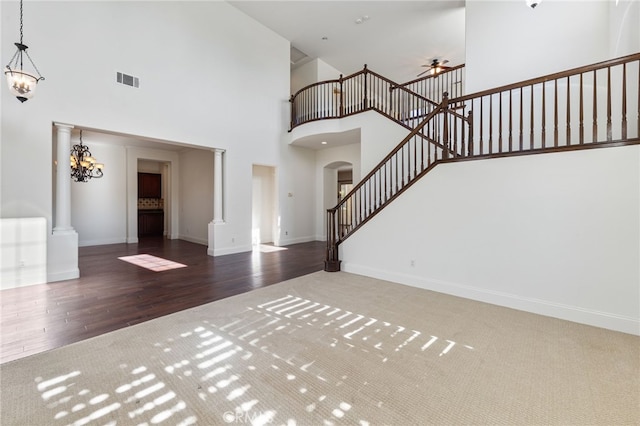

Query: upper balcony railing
<box><xmin>289</xmin><ymin>65</ymin><xmax>464</xmax><ymax>131</ymax></box>
<box><xmin>396</xmin><ymin>64</ymin><xmax>465</xmax><ymax>104</ymax></box>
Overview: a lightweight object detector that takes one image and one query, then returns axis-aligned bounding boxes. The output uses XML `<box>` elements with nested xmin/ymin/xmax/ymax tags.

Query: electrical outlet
<box><xmin>231</xmin><ymin>237</ymin><xmax>235</xmax><ymax>243</ymax></box>
<box><xmin>410</xmin><ymin>259</ymin><xmax>415</xmax><ymax>267</ymax></box>
<box><xmin>285</xmin><ymin>231</ymin><xmax>288</xmax><ymax>236</ymax></box>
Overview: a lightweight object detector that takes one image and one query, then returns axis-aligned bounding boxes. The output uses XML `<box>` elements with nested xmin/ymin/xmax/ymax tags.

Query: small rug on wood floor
<box><xmin>1</xmin><ymin>271</ymin><xmax>638</xmax><ymax>425</ymax></box>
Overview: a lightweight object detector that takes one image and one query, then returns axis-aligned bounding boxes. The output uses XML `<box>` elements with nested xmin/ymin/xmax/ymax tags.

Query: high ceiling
<box><xmin>228</xmin><ymin>0</ymin><xmax>466</xmax><ymax>83</ymax></box>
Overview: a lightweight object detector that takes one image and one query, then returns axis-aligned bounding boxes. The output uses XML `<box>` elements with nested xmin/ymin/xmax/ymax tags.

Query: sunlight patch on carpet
<box><xmin>118</xmin><ymin>254</ymin><xmax>187</xmax><ymax>272</ymax></box>
<box><xmin>30</xmin><ymin>291</ymin><xmax>475</xmax><ymax>425</ymax></box>
<box><xmin>6</xmin><ymin>272</ymin><xmax>637</xmax><ymax>425</ymax></box>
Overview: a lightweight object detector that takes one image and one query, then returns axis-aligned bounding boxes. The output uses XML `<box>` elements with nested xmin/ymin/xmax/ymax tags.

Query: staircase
<box><xmin>289</xmin><ymin>53</ymin><xmax>640</xmax><ymax>272</ymax></box>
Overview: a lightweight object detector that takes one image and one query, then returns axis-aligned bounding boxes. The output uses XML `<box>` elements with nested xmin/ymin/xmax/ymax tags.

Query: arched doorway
<box><xmin>322</xmin><ymin>161</ymin><xmax>352</xmax><ymax>239</ymax></box>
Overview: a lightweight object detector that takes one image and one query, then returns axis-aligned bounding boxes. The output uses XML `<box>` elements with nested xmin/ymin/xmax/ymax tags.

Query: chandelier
<box><xmin>71</xmin><ymin>131</ymin><xmax>104</xmax><ymax>182</ymax></box>
<box><xmin>4</xmin><ymin>0</ymin><xmax>45</xmax><ymax>103</ymax></box>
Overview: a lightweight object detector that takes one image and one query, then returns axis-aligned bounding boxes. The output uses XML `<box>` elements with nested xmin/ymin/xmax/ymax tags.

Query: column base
<box><xmin>53</xmin><ymin>227</ymin><xmax>75</xmax><ymax>235</ymax></box>
<box><xmin>48</xmin><ymin>230</ymin><xmax>79</xmax><ymax>282</ymax></box>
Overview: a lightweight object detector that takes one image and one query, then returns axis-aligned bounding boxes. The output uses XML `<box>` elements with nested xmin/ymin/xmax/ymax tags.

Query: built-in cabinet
<box><xmin>138</xmin><ymin>173</ymin><xmax>161</xmax><ymax>198</ymax></box>
<box><xmin>137</xmin><ymin>172</ymin><xmax>164</xmax><ymax>237</ymax></box>
<box><xmin>138</xmin><ymin>210</ymin><xmax>164</xmax><ymax>237</ymax></box>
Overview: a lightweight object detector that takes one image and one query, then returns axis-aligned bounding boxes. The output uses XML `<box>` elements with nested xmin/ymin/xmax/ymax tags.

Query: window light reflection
<box><xmin>118</xmin><ymin>254</ymin><xmax>187</xmax><ymax>272</ymax></box>
<box><xmin>33</xmin><ymin>291</ymin><xmax>476</xmax><ymax>425</ymax></box>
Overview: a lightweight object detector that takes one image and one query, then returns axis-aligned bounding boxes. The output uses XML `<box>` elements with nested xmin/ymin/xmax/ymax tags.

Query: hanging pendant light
<box><xmin>71</xmin><ymin>131</ymin><xmax>104</xmax><ymax>183</ymax></box>
<box><xmin>5</xmin><ymin>0</ymin><xmax>45</xmax><ymax>103</ymax></box>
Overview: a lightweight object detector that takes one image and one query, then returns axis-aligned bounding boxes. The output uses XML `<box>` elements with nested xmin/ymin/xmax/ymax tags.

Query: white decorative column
<box><xmin>53</xmin><ymin>123</ymin><xmax>74</xmax><ymax>233</ymax></box>
<box><xmin>208</xmin><ymin>148</ymin><xmax>225</xmax><ymax>256</ymax></box>
<box><xmin>48</xmin><ymin>123</ymin><xmax>79</xmax><ymax>282</ymax></box>
<box><xmin>213</xmin><ymin>148</ymin><xmax>225</xmax><ymax>224</ymax></box>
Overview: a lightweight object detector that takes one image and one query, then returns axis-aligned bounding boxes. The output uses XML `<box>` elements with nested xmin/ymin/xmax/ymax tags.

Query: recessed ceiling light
<box><xmin>321</xmin><ymin>141</ymin><xmax>328</xmax><ymax>145</ymax></box>
<box><xmin>355</xmin><ymin>15</ymin><xmax>370</xmax><ymax>24</ymax></box>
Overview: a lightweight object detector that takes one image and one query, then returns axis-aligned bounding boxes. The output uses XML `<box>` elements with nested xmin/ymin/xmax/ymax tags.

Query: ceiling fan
<box><xmin>417</xmin><ymin>59</ymin><xmax>450</xmax><ymax>77</ymax></box>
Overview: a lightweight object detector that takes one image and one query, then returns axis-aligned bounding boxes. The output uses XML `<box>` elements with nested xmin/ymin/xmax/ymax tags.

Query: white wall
<box><xmin>609</xmin><ymin>0</ymin><xmax>640</xmax><ymax>57</ymax></box>
<box><xmin>0</xmin><ymin>218</ymin><xmax>47</xmax><ymax>289</ymax></box>
<box><xmin>341</xmin><ymin>145</ymin><xmax>640</xmax><ymax>335</ymax></box>
<box><xmin>291</xmin><ymin>60</ymin><xmax>319</xmax><ymax>95</ymax></box>
<box><xmin>358</xmin><ymin>112</ymin><xmax>411</xmax><ymax>175</ymax></box>
<box><xmin>277</xmin><ymin>145</ymin><xmax>317</xmax><ymax>246</ymax></box>
<box><xmin>179</xmin><ymin>149</ymin><xmax>214</xmax><ymax>245</ymax></box>
<box><xmin>71</xmin><ymin>139</ymin><xmax>127</xmax><ymax>247</ymax></box>
<box><xmin>465</xmin><ymin>1</ymin><xmax>612</xmax><ymax>93</ymax></box>
<box><xmin>1</xmin><ymin>1</ymin><xmax>293</xmax><ymax>282</ymax></box>
<box><xmin>291</xmin><ymin>58</ymin><xmax>343</xmax><ymax>94</ymax></box>
<box><xmin>317</xmin><ymin>59</ymin><xmax>343</xmax><ymax>81</ymax></box>
<box><xmin>252</xmin><ymin>165</ymin><xmax>276</xmax><ymax>244</ymax></box>
<box><xmin>138</xmin><ymin>160</ymin><xmax>163</xmax><ymax>174</ymax></box>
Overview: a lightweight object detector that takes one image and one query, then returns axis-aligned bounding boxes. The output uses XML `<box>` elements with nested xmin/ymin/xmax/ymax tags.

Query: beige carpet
<box><xmin>1</xmin><ymin>271</ymin><xmax>638</xmax><ymax>425</ymax></box>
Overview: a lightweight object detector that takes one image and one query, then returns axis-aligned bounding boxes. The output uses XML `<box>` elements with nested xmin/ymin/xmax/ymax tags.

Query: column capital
<box><xmin>212</xmin><ymin>148</ymin><xmax>226</xmax><ymax>154</ymax></box>
<box><xmin>53</xmin><ymin>122</ymin><xmax>74</xmax><ymax>131</ymax></box>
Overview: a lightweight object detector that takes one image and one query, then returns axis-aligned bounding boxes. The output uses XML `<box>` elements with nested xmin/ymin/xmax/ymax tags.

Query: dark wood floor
<box><xmin>0</xmin><ymin>238</ymin><xmax>325</xmax><ymax>364</ymax></box>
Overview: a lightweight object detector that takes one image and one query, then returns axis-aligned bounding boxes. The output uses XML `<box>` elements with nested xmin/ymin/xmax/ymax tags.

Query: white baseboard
<box><xmin>127</xmin><ymin>237</ymin><xmax>139</xmax><ymax>244</ymax></box>
<box><xmin>79</xmin><ymin>237</ymin><xmax>127</xmax><ymax>247</ymax></box>
<box><xmin>210</xmin><ymin>244</ymin><xmax>253</xmax><ymax>257</ymax></box>
<box><xmin>343</xmin><ymin>263</ymin><xmax>640</xmax><ymax>336</ymax></box>
<box><xmin>178</xmin><ymin>235</ymin><xmax>208</xmax><ymax>246</ymax></box>
<box><xmin>47</xmin><ymin>268</ymin><xmax>80</xmax><ymax>283</ymax></box>
<box><xmin>278</xmin><ymin>235</ymin><xmax>317</xmax><ymax>246</ymax></box>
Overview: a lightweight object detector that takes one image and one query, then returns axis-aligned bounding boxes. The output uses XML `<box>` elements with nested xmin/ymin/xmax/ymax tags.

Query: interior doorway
<box><xmin>252</xmin><ymin>165</ymin><xmax>277</xmax><ymax>247</ymax></box>
<box><xmin>137</xmin><ymin>160</ymin><xmax>167</xmax><ymax>239</ymax></box>
<box><xmin>337</xmin><ymin>168</ymin><xmax>353</xmax><ymax>236</ymax></box>
<box><xmin>322</xmin><ymin>161</ymin><xmax>353</xmax><ymax>239</ymax></box>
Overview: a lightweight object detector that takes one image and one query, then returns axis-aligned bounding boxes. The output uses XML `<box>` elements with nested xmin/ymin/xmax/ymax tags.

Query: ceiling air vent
<box><xmin>116</xmin><ymin>72</ymin><xmax>139</xmax><ymax>88</ymax></box>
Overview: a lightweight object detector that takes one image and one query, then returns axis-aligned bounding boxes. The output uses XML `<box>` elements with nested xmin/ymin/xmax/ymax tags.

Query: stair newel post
<box><xmin>363</xmin><ymin>64</ymin><xmax>368</xmax><ymax>110</ymax></box>
<box><xmin>324</xmin><ymin>208</ymin><xmax>341</xmax><ymax>272</ymax></box>
<box><xmin>289</xmin><ymin>94</ymin><xmax>295</xmax><ymax>130</ymax></box>
<box><xmin>467</xmin><ymin>110</ymin><xmax>474</xmax><ymax>156</ymax></box>
<box><xmin>442</xmin><ymin>92</ymin><xmax>450</xmax><ymax>159</ymax></box>
<box><xmin>339</xmin><ymin>74</ymin><xmax>344</xmax><ymax>117</ymax></box>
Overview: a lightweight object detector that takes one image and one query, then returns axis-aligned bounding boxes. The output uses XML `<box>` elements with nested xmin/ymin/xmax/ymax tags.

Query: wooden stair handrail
<box><xmin>330</xmin><ymin>100</ymin><xmax>447</xmax><ymax>214</ymax></box>
<box><xmin>323</xmin><ymin>53</ymin><xmax>640</xmax><ymax>272</ymax></box>
<box><xmin>450</xmin><ymin>52</ymin><xmax>640</xmax><ymax>104</ymax></box>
